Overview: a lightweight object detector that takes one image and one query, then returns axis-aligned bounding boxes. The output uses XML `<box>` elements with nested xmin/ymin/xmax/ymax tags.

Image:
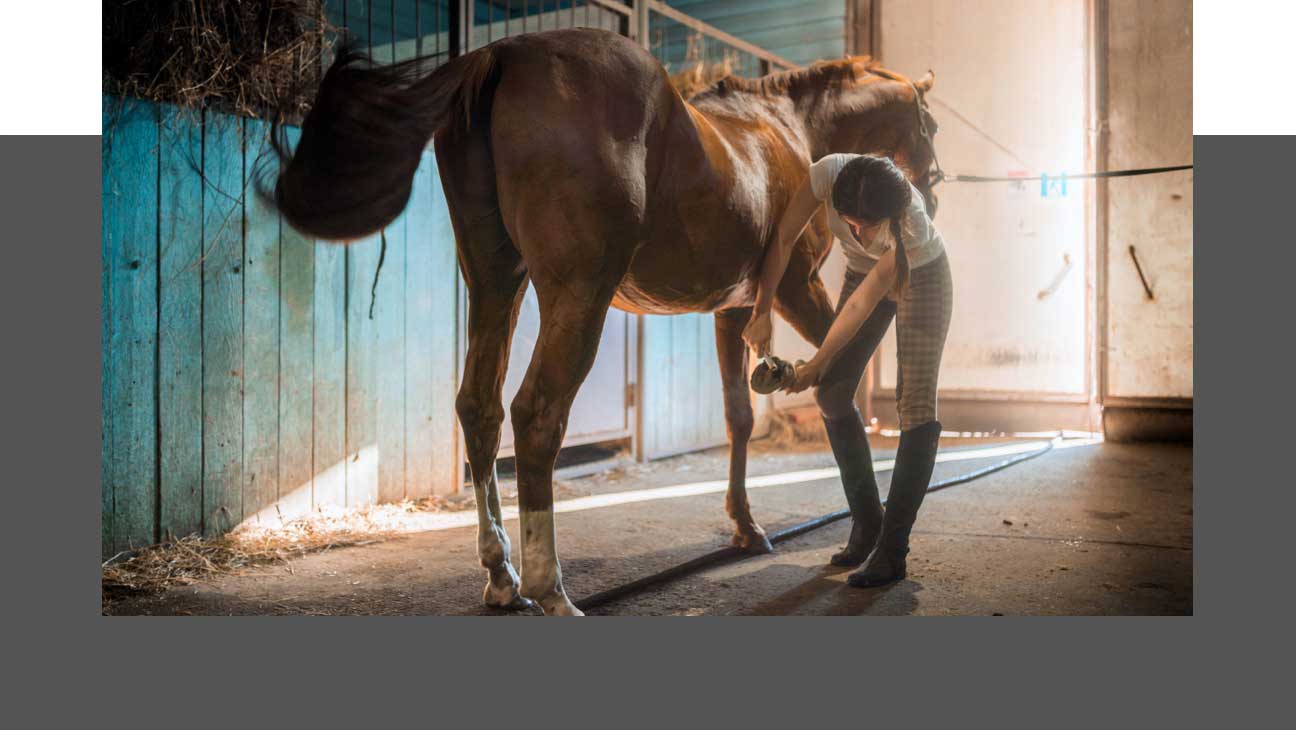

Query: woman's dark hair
<box><xmin>830</xmin><ymin>154</ymin><xmax>913</xmax><ymax>295</ymax></box>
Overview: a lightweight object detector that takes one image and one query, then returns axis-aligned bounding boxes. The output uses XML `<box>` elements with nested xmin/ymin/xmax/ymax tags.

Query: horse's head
<box><xmin>799</xmin><ymin>58</ymin><xmax>942</xmax><ymax>216</ymax></box>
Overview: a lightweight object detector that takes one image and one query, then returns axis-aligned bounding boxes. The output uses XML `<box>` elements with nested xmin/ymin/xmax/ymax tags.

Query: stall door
<box><xmin>498</xmin><ymin>284</ymin><xmax>634</xmax><ymax>456</ymax></box>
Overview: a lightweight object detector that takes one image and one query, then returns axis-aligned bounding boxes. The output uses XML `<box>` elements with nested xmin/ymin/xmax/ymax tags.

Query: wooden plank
<box><xmin>157</xmin><ymin>105</ymin><xmax>203</xmax><ymax>540</ymax></box>
<box><xmin>639</xmin><ymin>314</ymin><xmax>672</xmax><ymax>459</ymax></box>
<box><xmin>404</xmin><ymin>150</ymin><xmax>459</xmax><ymax>498</ymax></box>
<box><xmin>102</xmin><ymin>96</ymin><xmax>159</xmax><ymax>553</ymax></box>
<box><xmin>672</xmin><ymin>315</ymin><xmax>697</xmax><ymax>447</ymax></box>
<box><xmin>346</xmin><ymin>236</ymin><xmax>382</xmax><ymax>507</ymax></box>
<box><xmin>638</xmin><ymin>311</ymin><xmax>729</xmax><ymax>460</ymax></box>
<box><xmin>242</xmin><ymin>118</ymin><xmax>281</xmax><ymax>525</ymax></box>
<box><xmin>277</xmin><ymin>126</ymin><xmax>315</xmax><ymax>521</ymax></box>
<box><xmin>428</xmin><ymin>148</ymin><xmax>460</xmax><ymax>496</ymax></box>
<box><xmin>101</xmin><ymin>98</ymin><xmax>112</xmax><ymax>556</ymax></box>
<box><xmin>201</xmin><ymin>110</ymin><xmax>245</xmax><ymax>536</ymax></box>
<box><xmin>314</xmin><ymin>239</ymin><xmax>347</xmax><ymax>509</ymax></box>
<box><xmin>376</xmin><ymin>213</ymin><xmax>407</xmax><ymax>503</ymax></box>
<box><xmin>404</xmin><ymin>152</ymin><xmax>437</xmax><ymax>499</ymax></box>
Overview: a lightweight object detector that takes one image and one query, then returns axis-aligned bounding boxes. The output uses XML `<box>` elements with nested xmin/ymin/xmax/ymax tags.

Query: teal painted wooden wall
<box><xmin>663</xmin><ymin>0</ymin><xmax>845</xmax><ymax>67</ymax></box>
<box><xmin>103</xmin><ymin>2</ymin><xmax>842</xmax><ymax>553</ymax></box>
<box><xmin>102</xmin><ymin>97</ymin><xmax>461</xmax><ymax>555</ymax></box>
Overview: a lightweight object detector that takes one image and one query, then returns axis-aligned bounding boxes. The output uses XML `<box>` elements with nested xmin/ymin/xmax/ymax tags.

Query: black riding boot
<box><xmin>848</xmin><ymin>421</ymin><xmax>942</xmax><ymax>588</ymax></box>
<box><xmin>823</xmin><ymin>412</ymin><xmax>885</xmax><ymax>567</ymax></box>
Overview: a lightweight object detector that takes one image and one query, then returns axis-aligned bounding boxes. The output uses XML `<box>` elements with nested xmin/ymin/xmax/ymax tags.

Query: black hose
<box><xmin>574</xmin><ymin>439</ymin><xmax>1057</xmax><ymax>612</ymax></box>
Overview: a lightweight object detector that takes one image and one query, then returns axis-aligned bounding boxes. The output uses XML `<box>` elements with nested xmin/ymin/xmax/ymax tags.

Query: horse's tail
<box><xmin>267</xmin><ymin>44</ymin><xmax>501</xmax><ymax>241</ymax></box>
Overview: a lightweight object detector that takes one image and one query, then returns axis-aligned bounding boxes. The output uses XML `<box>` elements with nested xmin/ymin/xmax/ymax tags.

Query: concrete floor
<box><xmin>104</xmin><ymin>439</ymin><xmax>1192</xmax><ymax>616</ymax></box>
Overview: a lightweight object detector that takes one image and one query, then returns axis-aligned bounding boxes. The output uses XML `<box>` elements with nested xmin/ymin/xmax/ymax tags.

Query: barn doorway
<box><xmin>862</xmin><ymin>0</ymin><xmax>1098</xmax><ymax>435</ymax></box>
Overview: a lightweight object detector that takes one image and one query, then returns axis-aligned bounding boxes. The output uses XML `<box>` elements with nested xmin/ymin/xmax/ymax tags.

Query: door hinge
<box><xmin>626</xmin><ymin>383</ymin><xmax>637</xmax><ymax>408</ymax></box>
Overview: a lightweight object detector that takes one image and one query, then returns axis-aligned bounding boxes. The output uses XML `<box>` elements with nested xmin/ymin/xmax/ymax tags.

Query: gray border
<box><xmin>2</xmin><ymin>132</ymin><xmax>1286</xmax><ymax>721</ymax></box>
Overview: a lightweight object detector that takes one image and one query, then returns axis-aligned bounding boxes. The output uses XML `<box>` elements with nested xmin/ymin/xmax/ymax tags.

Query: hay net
<box><xmin>103</xmin><ymin>0</ymin><xmax>331</xmax><ymax>119</ymax></box>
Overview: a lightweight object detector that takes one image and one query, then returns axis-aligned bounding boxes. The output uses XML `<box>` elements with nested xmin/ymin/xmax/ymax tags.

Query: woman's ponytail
<box><xmin>889</xmin><ymin>217</ymin><xmax>910</xmax><ymax>299</ymax></box>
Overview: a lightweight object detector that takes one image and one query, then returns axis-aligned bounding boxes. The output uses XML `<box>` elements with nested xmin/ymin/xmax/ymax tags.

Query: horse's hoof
<box><xmin>534</xmin><ymin>595</ymin><xmax>584</xmax><ymax>616</ymax></box>
<box><xmin>545</xmin><ymin>602</ymin><xmax>584</xmax><ymax>617</ymax></box>
<box><xmin>732</xmin><ymin>530</ymin><xmax>774</xmax><ymax>555</ymax></box>
<box><xmin>483</xmin><ymin>581</ymin><xmax>534</xmax><ymax>611</ymax></box>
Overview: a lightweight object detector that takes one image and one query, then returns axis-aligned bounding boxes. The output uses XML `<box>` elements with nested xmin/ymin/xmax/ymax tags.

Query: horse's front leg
<box><xmin>715</xmin><ymin>308</ymin><xmax>773</xmax><ymax>554</ymax></box>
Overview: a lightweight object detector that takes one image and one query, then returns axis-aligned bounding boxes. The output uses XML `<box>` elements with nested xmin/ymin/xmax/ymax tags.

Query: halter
<box><xmin>907</xmin><ymin>80</ymin><xmax>945</xmax><ymax>190</ymax></box>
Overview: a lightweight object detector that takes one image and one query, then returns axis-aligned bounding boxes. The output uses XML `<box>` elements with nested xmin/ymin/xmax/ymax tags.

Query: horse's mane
<box><xmin>693</xmin><ymin>56</ymin><xmax>907</xmax><ymax>100</ymax></box>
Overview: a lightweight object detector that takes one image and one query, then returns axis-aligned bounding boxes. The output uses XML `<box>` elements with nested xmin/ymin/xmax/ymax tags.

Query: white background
<box><xmin>0</xmin><ymin>1</ymin><xmax>1293</xmax><ymax>134</ymax></box>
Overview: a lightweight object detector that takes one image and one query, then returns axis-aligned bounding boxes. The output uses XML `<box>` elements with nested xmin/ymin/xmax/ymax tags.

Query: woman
<box><xmin>743</xmin><ymin>153</ymin><xmax>953</xmax><ymax>588</ymax></box>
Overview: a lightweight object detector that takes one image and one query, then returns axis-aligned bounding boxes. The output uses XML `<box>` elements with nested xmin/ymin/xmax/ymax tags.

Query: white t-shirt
<box><xmin>809</xmin><ymin>153</ymin><xmax>945</xmax><ymax>273</ymax></box>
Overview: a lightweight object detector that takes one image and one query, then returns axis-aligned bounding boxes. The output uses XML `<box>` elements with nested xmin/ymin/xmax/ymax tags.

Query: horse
<box><xmin>270</xmin><ymin>28</ymin><xmax>938</xmax><ymax>615</ymax></box>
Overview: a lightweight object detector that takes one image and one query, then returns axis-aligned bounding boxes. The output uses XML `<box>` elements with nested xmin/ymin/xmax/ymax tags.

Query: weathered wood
<box><xmin>313</xmin><ymin>240</ymin><xmax>347</xmax><ymax>509</ymax></box>
<box><xmin>345</xmin><ymin>237</ymin><xmax>381</xmax><ymax>506</ymax></box>
<box><xmin>403</xmin><ymin>150</ymin><xmax>459</xmax><ymax>498</ymax></box>
<box><xmin>277</xmin><ymin>126</ymin><xmax>315</xmax><ymax>521</ymax></box>
<box><xmin>101</xmin><ymin>103</ymin><xmax>474</xmax><ymax>545</ymax></box>
<box><xmin>102</xmin><ymin>96</ymin><xmax>160</xmax><ymax>553</ymax></box>
<box><xmin>202</xmin><ymin>111</ymin><xmax>245</xmax><ymax>536</ymax></box>
<box><xmin>101</xmin><ymin>98</ymin><xmax>113</xmax><ymax>557</ymax></box>
<box><xmin>381</xmin><ymin>0</ymin><xmax>419</xmax><ymax>501</ymax></box>
<box><xmin>639</xmin><ymin>312</ymin><xmax>727</xmax><ymax>460</ymax></box>
<box><xmin>242</xmin><ymin>118</ymin><xmax>281</xmax><ymax>525</ymax></box>
<box><xmin>376</xmin><ymin>215</ymin><xmax>408</xmax><ymax>503</ymax></box>
<box><xmin>158</xmin><ymin>106</ymin><xmax>203</xmax><ymax>540</ymax></box>
<box><xmin>431</xmin><ymin>153</ymin><xmax>463</xmax><ymax>497</ymax></box>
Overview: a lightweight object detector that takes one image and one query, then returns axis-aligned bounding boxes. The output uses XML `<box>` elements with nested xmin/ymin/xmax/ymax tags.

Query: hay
<box><xmin>103</xmin><ymin>0</ymin><xmax>332</xmax><ymax>119</ymax></box>
<box><xmin>755</xmin><ymin>407</ymin><xmax>831</xmax><ymax>452</ymax></box>
<box><xmin>101</xmin><ymin>495</ymin><xmax>472</xmax><ymax>602</ymax></box>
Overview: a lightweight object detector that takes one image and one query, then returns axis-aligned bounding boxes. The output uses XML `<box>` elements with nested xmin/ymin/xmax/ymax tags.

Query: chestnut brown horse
<box><xmin>272</xmin><ymin>28</ymin><xmax>937</xmax><ymax>615</ymax></box>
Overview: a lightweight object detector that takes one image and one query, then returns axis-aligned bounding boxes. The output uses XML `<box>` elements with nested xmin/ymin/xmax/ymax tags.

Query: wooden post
<box><xmin>450</xmin><ymin>0</ymin><xmax>472</xmax><ymax>56</ymax></box>
<box><xmin>635</xmin><ymin>0</ymin><xmax>651</xmax><ymax>51</ymax></box>
<box><xmin>1091</xmin><ymin>0</ymin><xmax>1111</xmax><ymax>413</ymax></box>
<box><xmin>846</xmin><ymin>0</ymin><xmax>877</xmax><ymax>57</ymax></box>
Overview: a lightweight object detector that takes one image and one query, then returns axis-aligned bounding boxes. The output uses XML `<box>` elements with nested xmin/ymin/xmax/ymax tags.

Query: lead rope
<box><xmin>906</xmin><ymin>81</ymin><xmax>1192</xmax><ymax>186</ymax></box>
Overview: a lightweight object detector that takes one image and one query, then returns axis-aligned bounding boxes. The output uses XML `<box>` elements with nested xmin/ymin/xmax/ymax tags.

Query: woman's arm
<box><xmin>786</xmin><ymin>248</ymin><xmax>898</xmax><ymax>393</ymax></box>
<box><xmin>741</xmin><ymin>174</ymin><xmax>823</xmax><ymax>355</ymax></box>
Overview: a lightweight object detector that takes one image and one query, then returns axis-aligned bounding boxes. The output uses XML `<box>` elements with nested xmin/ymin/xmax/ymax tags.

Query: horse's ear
<box><xmin>915</xmin><ymin>69</ymin><xmax>935</xmax><ymax>93</ymax></box>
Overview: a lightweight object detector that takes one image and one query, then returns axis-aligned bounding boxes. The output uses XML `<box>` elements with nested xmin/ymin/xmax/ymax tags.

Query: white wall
<box><xmin>1103</xmin><ymin>0</ymin><xmax>1193</xmax><ymax>401</ymax></box>
<box><xmin>876</xmin><ymin>0</ymin><xmax>1091</xmax><ymax>398</ymax></box>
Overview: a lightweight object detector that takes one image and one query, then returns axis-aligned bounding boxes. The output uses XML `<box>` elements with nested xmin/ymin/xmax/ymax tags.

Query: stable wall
<box><xmin>1102</xmin><ymin>0</ymin><xmax>1193</xmax><ymax>405</ymax></box>
<box><xmin>102</xmin><ymin>98</ymin><xmax>462</xmax><ymax>555</ymax></box>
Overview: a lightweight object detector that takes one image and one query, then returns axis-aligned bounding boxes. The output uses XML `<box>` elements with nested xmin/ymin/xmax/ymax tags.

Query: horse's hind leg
<box><xmin>715</xmin><ymin>308</ymin><xmax>773</xmax><ymax>554</ymax></box>
<box><xmin>457</xmin><ymin>261</ymin><xmax>529</xmax><ymax>610</ymax></box>
<box><xmin>502</xmin><ymin>201</ymin><xmax>636</xmax><ymax>615</ymax></box>
<box><xmin>439</xmin><ymin>135</ymin><xmax>531</xmax><ymax>611</ymax></box>
<box><xmin>509</xmin><ymin>265</ymin><xmax>629</xmax><ymax>615</ymax></box>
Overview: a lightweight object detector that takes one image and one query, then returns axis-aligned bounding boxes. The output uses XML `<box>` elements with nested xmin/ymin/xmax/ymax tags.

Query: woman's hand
<box><xmin>742</xmin><ymin>311</ymin><xmax>773</xmax><ymax>356</ymax></box>
<box><xmin>785</xmin><ymin>358</ymin><xmax>823</xmax><ymax>394</ymax></box>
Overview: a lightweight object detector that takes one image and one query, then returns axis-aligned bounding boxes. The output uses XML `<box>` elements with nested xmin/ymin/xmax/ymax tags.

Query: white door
<box><xmin>873</xmin><ymin>0</ymin><xmax>1093</xmax><ymax>428</ymax></box>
